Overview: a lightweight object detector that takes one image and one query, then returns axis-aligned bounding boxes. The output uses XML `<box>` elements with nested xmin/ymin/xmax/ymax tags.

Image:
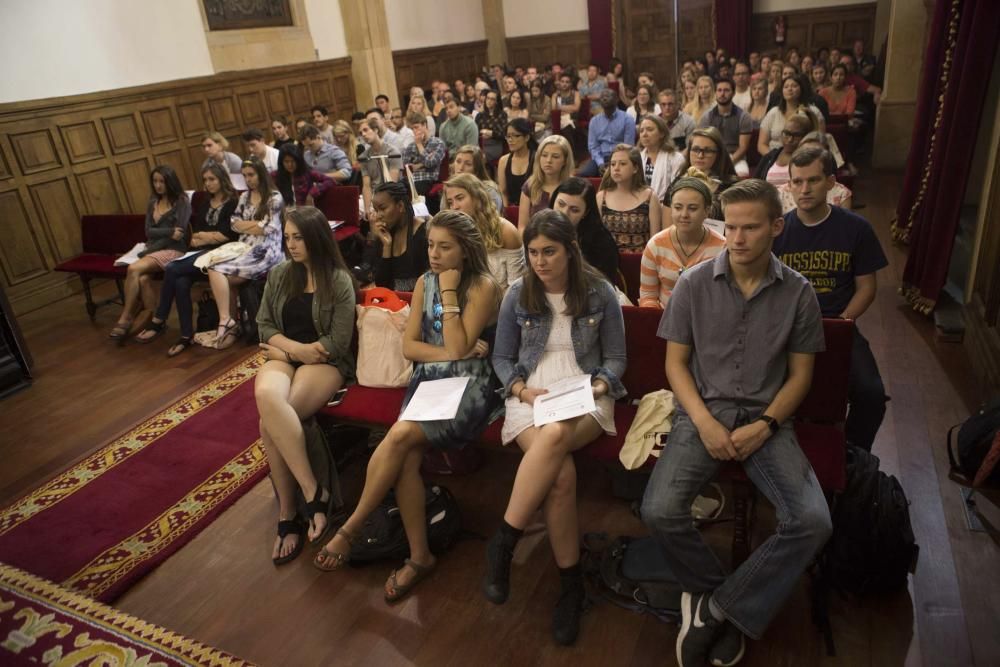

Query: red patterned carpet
<box><xmin>0</xmin><ymin>355</ymin><xmax>267</xmax><ymax>602</ymax></box>
<box><xmin>0</xmin><ymin>562</ymin><xmax>252</xmax><ymax>665</ymax></box>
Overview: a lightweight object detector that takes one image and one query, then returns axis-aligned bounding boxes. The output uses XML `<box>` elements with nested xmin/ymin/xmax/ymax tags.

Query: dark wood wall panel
<box><xmin>506</xmin><ymin>31</ymin><xmax>591</xmax><ymax>70</ymax></box>
<box><xmin>393</xmin><ymin>41</ymin><xmax>488</xmax><ymax>103</ymax></box>
<box><xmin>0</xmin><ymin>57</ymin><xmax>355</xmax><ymax>315</ymax></box>
<box><xmin>750</xmin><ymin>4</ymin><xmax>876</xmax><ymax>57</ymax></box>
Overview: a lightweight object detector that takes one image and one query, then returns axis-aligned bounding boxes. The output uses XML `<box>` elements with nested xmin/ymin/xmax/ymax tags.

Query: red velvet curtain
<box><xmin>894</xmin><ymin>0</ymin><xmax>1000</xmax><ymax>313</ymax></box>
<box><xmin>588</xmin><ymin>0</ymin><xmax>613</xmax><ymax>70</ymax></box>
<box><xmin>714</xmin><ymin>0</ymin><xmax>752</xmax><ymax>58</ymax></box>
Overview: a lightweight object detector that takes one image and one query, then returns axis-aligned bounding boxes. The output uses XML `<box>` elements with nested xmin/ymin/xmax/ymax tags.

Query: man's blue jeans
<box><xmin>641</xmin><ymin>404</ymin><xmax>832</xmax><ymax>639</ymax></box>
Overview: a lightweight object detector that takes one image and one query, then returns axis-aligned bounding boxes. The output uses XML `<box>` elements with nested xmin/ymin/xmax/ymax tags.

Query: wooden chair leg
<box><xmin>81</xmin><ymin>276</ymin><xmax>97</xmax><ymax>320</ymax></box>
<box><xmin>731</xmin><ymin>480</ymin><xmax>755</xmax><ymax>565</ymax></box>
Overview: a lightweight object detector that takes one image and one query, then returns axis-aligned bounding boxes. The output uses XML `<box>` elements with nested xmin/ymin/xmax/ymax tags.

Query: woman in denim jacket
<box><xmin>487</xmin><ymin>209</ymin><xmax>626</xmax><ymax>646</ymax></box>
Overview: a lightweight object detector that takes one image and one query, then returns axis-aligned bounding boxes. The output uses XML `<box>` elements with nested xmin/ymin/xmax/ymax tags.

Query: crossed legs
<box><xmin>208</xmin><ymin>269</ymin><xmax>246</xmax><ymax>345</ymax></box>
<box><xmin>255</xmin><ymin>360</ymin><xmax>344</xmax><ymax>560</ymax></box>
<box><xmin>112</xmin><ymin>257</ymin><xmax>161</xmax><ymax>333</ymax></box>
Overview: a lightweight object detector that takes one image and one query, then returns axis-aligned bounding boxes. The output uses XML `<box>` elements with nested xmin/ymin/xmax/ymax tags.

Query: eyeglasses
<box><xmin>690</xmin><ymin>146</ymin><xmax>719</xmax><ymax>156</ymax></box>
<box><xmin>781</xmin><ymin>130</ymin><xmax>806</xmax><ymax>139</ymax></box>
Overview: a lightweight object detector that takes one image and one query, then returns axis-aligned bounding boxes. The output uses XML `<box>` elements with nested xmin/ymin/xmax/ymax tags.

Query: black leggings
<box><xmin>154</xmin><ymin>253</ymin><xmax>206</xmax><ymax>339</ymax></box>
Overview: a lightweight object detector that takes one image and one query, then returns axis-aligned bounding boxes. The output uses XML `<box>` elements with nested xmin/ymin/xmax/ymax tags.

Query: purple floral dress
<box><xmin>211</xmin><ymin>191</ymin><xmax>284</xmax><ymax>280</ymax></box>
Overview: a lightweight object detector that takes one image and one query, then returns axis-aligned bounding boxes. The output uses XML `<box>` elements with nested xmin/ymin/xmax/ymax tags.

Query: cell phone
<box><xmin>327</xmin><ymin>388</ymin><xmax>348</xmax><ymax>407</ymax></box>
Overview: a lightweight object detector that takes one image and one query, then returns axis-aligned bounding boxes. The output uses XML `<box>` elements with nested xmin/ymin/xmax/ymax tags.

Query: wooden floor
<box><xmin>1</xmin><ymin>171</ymin><xmax>998</xmax><ymax>666</ymax></box>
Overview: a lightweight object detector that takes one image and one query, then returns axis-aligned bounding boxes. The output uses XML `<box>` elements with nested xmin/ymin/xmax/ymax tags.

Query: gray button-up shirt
<box><xmin>304</xmin><ymin>143</ymin><xmax>352</xmax><ymax>177</ymax></box>
<box><xmin>657</xmin><ymin>249</ymin><xmax>824</xmax><ymax>415</ymax></box>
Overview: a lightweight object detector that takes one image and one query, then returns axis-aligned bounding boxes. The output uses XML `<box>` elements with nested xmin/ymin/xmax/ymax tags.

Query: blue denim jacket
<box><xmin>492</xmin><ymin>277</ymin><xmax>628</xmax><ymax>400</ymax></box>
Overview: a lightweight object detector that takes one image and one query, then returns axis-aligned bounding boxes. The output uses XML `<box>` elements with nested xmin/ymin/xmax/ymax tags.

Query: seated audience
<box><xmin>315</xmin><ymin>211</ymin><xmax>503</xmax><ymax>605</ymax></box>
<box><xmin>507</xmin><ymin>89</ymin><xmax>529</xmax><ymax>121</ymax></box>
<box><xmin>745</xmin><ymin>79</ymin><xmax>770</xmax><ymax>128</ymax></box>
<box><xmin>451</xmin><ymin>144</ymin><xmax>503</xmax><ymax>212</ymax></box>
<box><xmin>497</xmin><ymin>118</ymin><xmax>536</xmax><ymax>208</ymax></box>
<box><xmin>476</xmin><ymin>90</ymin><xmax>508</xmax><ymax>164</ymax></box>
<box><xmin>686</xmin><ymin>76</ymin><xmax>716</xmax><ymax>128</ymax></box>
<box><xmin>550</xmin><ymin>177</ymin><xmax>620</xmax><ymax>286</ymax></box>
<box><xmin>698</xmin><ymin>78</ymin><xmax>753</xmax><ymax>177</ymax></box>
<box><xmin>133</xmin><ymin>164</ymin><xmax>239</xmax><ymax>355</ymax></box>
<box><xmin>366</xmin><ymin>107</ymin><xmax>411</xmax><ymax>151</ymax></box>
<box><xmin>681</xmin><ymin>80</ymin><xmax>699</xmax><ymax>117</ymax></box>
<box><xmin>852</xmin><ymin>39</ymin><xmax>877</xmax><ymax>80</ymax></box>
<box><xmin>311</xmin><ymin>106</ymin><xmax>335</xmax><ymax>144</ymax></box>
<box><xmin>255</xmin><ymin>206</ymin><xmax>357</xmax><ymax>565</ymax></box>
<box><xmin>581</xmin><ymin>89</ymin><xmax>637</xmax><ymax>177</ymax></box>
<box><xmin>811</xmin><ymin>63</ymin><xmax>830</xmax><ymax>92</ymax></box>
<box><xmin>552</xmin><ymin>73</ymin><xmax>582</xmax><ymax>128</ymax></box>
<box><xmin>527</xmin><ymin>81</ymin><xmax>552</xmax><ymax>140</ymax></box>
<box><xmin>206</xmin><ymin>158</ymin><xmax>284</xmax><ymax>350</ymax></box>
<box><xmin>676</xmin><ymin>127</ymin><xmax>740</xmax><ymax>219</ymax></box>
<box><xmin>244</xmin><ymin>127</ymin><xmax>279</xmax><ymax>172</ymax></box>
<box><xmin>358</xmin><ymin>119</ymin><xmax>403</xmax><ymax>215</ymax></box>
<box><xmin>627</xmin><ymin>84</ymin><xmax>660</xmax><ymax>120</ymax></box>
<box><xmin>840</xmin><ymin>53</ymin><xmax>882</xmax><ymax>104</ymax></box>
<box><xmin>518</xmin><ymin>135</ymin><xmax>575</xmax><ymax>230</ymax></box>
<box><xmin>774</xmin><ymin>146</ymin><xmax>887</xmax><ymax>451</ymax></box>
<box><xmin>274</xmin><ymin>144</ymin><xmax>335</xmax><ymax>207</ymax></box>
<box><xmin>766</xmin><ymin>60</ymin><xmax>784</xmax><ymax>96</ymax></box>
<box><xmin>439</xmin><ymin>97</ymin><xmax>479</xmax><ymax>154</ymax></box>
<box><xmin>660</xmin><ymin>89</ymin><xmax>696</xmax><ymax>150</ymax></box>
<box><xmin>777</xmin><ymin>131</ymin><xmax>852</xmax><ymax>212</ymax></box>
<box><xmin>299</xmin><ymin>125</ymin><xmax>353</xmax><ymax>183</ymax></box>
<box><xmin>732</xmin><ymin>61</ymin><xmax>753</xmax><ymax>110</ymax></box>
<box><xmin>638</xmin><ymin>174</ymin><xmax>725</xmax><ymax>308</ymax></box>
<box><xmin>389</xmin><ymin>107</ymin><xmax>406</xmax><ymax>132</ymax></box>
<box><xmin>401</xmin><ymin>112</ymin><xmax>446</xmax><ymax>197</ymax></box>
<box><xmin>270</xmin><ymin>116</ymin><xmax>295</xmax><ymax>150</ymax></box>
<box><xmin>578</xmin><ymin>63</ymin><xmax>608</xmax><ymax>115</ymax></box>
<box><xmin>408</xmin><ymin>88</ymin><xmax>437</xmax><ymax>136</ymax></box>
<box><xmin>753</xmin><ymin>112</ymin><xmax>816</xmax><ymax>186</ymax></box>
<box><xmin>332</xmin><ymin>120</ymin><xmax>360</xmax><ymax>163</ymax></box>
<box><xmin>639</xmin><ymin>115</ymin><xmax>686</xmax><ymax>203</ymax></box>
<box><xmin>108</xmin><ymin>166</ymin><xmax>191</xmax><ymax>342</ymax></box>
<box><xmin>444</xmin><ymin>173</ymin><xmax>524</xmax><ymax>290</ymax></box>
<box><xmin>488</xmin><ymin>209</ymin><xmax>627</xmax><ymax>646</ymax></box>
<box><xmin>375</xmin><ymin>93</ymin><xmax>391</xmax><ymax>117</ymax></box>
<box><xmin>643</xmin><ymin>179</ymin><xmax>830</xmax><ymax>667</ymax></box>
<box><xmin>820</xmin><ymin>64</ymin><xmax>857</xmax><ymax>116</ymax></box>
<box><xmin>597</xmin><ymin>144</ymin><xmax>661</xmax><ymax>251</ymax></box>
<box><xmin>758</xmin><ymin>75</ymin><xmax>824</xmax><ymax>154</ymax></box>
<box><xmin>201</xmin><ymin>132</ymin><xmax>243</xmax><ymax>174</ymax></box>
<box><xmin>370</xmin><ymin>182</ymin><xmax>429</xmax><ymax>291</ymax></box>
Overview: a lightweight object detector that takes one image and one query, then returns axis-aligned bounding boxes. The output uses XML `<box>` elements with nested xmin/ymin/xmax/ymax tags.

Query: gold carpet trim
<box><xmin>62</xmin><ymin>442</ymin><xmax>267</xmax><ymax>598</ymax></box>
<box><xmin>0</xmin><ymin>354</ymin><xmax>262</xmax><ymax>537</ymax></box>
<box><xmin>0</xmin><ymin>562</ymin><xmax>253</xmax><ymax>666</ymax></box>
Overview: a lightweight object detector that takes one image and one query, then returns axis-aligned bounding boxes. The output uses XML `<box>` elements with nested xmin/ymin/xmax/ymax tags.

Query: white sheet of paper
<box><xmin>184</xmin><ymin>190</ymin><xmax>196</xmax><ymax>200</ymax></box>
<box><xmin>533</xmin><ymin>374</ymin><xmax>596</xmax><ymax>427</ymax></box>
<box><xmin>114</xmin><ymin>242</ymin><xmax>147</xmax><ymax>266</ymax></box>
<box><xmin>399</xmin><ymin>377</ymin><xmax>471</xmax><ymax>422</ymax></box>
<box><xmin>412</xmin><ymin>201</ymin><xmax>430</xmax><ymax>218</ymax></box>
<box><xmin>328</xmin><ymin>220</ymin><xmax>345</xmax><ymax>230</ymax></box>
<box><xmin>168</xmin><ymin>250</ymin><xmax>201</xmax><ymax>264</ymax></box>
<box><xmin>230</xmin><ymin>173</ymin><xmax>247</xmax><ymax>191</ymax></box>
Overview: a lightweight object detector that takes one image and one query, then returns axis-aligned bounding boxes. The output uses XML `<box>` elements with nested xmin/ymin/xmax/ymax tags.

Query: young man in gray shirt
<box><xmin>643</xmin><ymin>179</ymin><xmax>830</xmax><ymax>667</ymax></box>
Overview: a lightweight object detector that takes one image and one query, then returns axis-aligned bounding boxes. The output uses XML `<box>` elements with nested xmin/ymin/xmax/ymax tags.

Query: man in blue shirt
<box><xmin>773</xmin><ymin>146</ymin><xmax>889</xmax><ymax>452</ymax></box>
<box><xmin>579</xmin><ymin>89</ymin><xmax>636</xmax><ymax>177</ymax></box>
<box><xmin>300</xmin><ymin>125</ymin><xmax>352</xmax><ymax>183</ymax></box>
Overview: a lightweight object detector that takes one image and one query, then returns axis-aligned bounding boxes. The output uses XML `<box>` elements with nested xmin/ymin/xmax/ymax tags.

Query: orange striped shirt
<box><xmin>639</xmin><ymin>225</ymin><xmax>726</xmax><ymax>308</ymax></box>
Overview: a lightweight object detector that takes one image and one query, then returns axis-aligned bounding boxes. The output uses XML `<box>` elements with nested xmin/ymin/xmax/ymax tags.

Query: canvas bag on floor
<box><xmin>356</xmin><ymin>288</ymin><xmax>413</xmax><ymax>388</ymax></box>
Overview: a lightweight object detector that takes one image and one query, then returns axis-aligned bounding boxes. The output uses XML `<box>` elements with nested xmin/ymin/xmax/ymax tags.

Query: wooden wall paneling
<box><xmin>0</xmin><ymin>56</ymin><xmax>355</xmax><ymax>315</ymax></box>
<box><xmin>28</xmin><ymin>178</ymin><xmax>83</xmax><ymax>264</ymax></box>
<box><xmin>620</xmin><ymin>0</ymin><xmax>677</xmax><ymax>92</ymax></box>
<box><xmin>103</xmin><ymin>114</ymin><xmax>144</xmax><ymax>155</ymax></box>
<box><xmin>0</xmin><ymin>190</ymin><xmax>48</xmax><ymax>284</ymax></box>
<box><xmin>9</xmin><ymin>129</ymin><xmax>63</xmax><ymax>176</ymax></box>
<box><xmin>392</xmin><ymin>41</ymin><xmax>488</xmax><ymax>104</ymax></box>
<box><xmin>75</xmin><ymin>168</ymin><xmax>123</xmax><ymax>215</ymax></box>
<box><xmin>750</xmin><ymin>4</ymin><xmax>876</xmax><ymax>56</ymax></box>
<box><xmin>177</xmin><ymin>101</ymin><xmax>211</xmax><ymax>138</ymax></box>
<box><xmin>59</xmin><ymin>122</ymin><xmax>105</xmax><ymax>165</ymax></box>
<box><xmin>677</xmin><ymin>0</ymin><xmax>713</xmax><ymax>66</ymax></box>
<box><xmin>140</xmin><ymin>107</ymin><xmax>180</xmax><ymax>146</ymax></box>
<box><xmin>506</xmin><ymin>31</ymin><xmax>591</xmax><ymax>71</ymax></box>
<box><xmin>115</xmin><ymin>157</ymin><xmax>153</xmax><ymax>214</ymax></box>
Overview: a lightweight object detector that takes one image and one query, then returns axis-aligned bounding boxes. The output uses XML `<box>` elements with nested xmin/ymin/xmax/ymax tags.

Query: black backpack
<box><xmin>350</xmin><ymin>484</ymin><xmax>463</xmax><ymax>563</ymax></box>
<box><xmin>821</xmin><ymin>447</ymin><xmax>919</xmax><ymax>596</ymax></box>
<box><xmin>196</xmin><ymin>291</ymin><xmax>218</xmax><ymax>333</ymax></box>
<box><xmin>581</xmin><ymin>533</ymin><xmax>682</xmax><ymax>623</ymax></box>
<box><xmin>947</xmin><ymin>398</ymin><xmax>1000</xmax><ymax>485</ymax></box>
<box><xmin>238</xmin><ymin>278</ymin><xmax>267</xmax><ymax>345</ymax></box>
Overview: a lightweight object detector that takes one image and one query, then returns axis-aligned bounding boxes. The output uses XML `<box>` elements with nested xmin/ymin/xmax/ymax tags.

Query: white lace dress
<box><xmin>501</xmin><ymin>292</ymin><xmax>617</xmax><ymax>445</ymax></box>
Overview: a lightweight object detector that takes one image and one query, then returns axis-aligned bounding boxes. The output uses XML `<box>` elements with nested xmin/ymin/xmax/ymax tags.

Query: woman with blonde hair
<box><xmin>766</xmin><ymin>60</ymin><xmax>785</xmax><ymax>95</ymax></box>
<box><xmin>201</xmin><ymin>131</ymin><xmax>242</xmax><ymax>174</ymax></box>
<box><xmin>597</xmin><ymin>144</ymin><xmax>661</xmax><ymax>251</ymax></box>
<box><xmin>407</xmin><ymin>88</ymin><xmax>436</xmax><ymax>136</ymax></box>
<box><xmin>680</xmin><ymin>80</ymin><xmax>699</xmax><ymax>118</ymax></box>
<box><xmin>746</xmin><ymin>79</ymin><xmax>770</xmax><ymax>127</ymax></box>
<box><xmin>452</xmin><ymin>144</ymin><xmax>503</xmax><ymax>212</ymax></box>
<box><xmin>687</xmin><ymin>76</ymin><xmax>715</xmax><ymax>125</ymax></box>
<box><xmin>517</xmin><ymin>134</ymin><xmax>574</xmax><ymax>231</ymax></box>
<box><xmin>332</xmin><ymin>120</ymin><xmax>359</xmax><ymax>163</ymax></box>
<box><xmin>444</xmin><ymin>173</ymin><xmax>524</xmax><ymax>289</ymax></box>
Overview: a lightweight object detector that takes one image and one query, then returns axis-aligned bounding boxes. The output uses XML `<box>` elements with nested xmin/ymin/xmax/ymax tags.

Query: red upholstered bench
<box><xmin>619</xmin><ymin>252</ymin><xmax>642</xmax><ymax>304</ymax></box>
<box><xmin>54</xmin><ymin>214</ymin><xmax>148</xmax><ymax>319</ymax></box>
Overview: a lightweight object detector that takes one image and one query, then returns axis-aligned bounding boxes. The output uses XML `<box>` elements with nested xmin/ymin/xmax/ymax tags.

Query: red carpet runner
<box><xmin>0</xmin><ymin>355</ymin><xmax>267</xmax><ymax>603</ymax></box>
<box><xmin>0</xmin><ymin>562</ymin><xmax>252</xmax><ymax>665</ymax></box>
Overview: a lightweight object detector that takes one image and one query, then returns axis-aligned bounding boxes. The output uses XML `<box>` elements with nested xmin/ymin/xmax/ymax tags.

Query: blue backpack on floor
<box><xmin>582</xmin><ymin>533</ymin><xmax>682</xmax><ymax>623</ymax></box>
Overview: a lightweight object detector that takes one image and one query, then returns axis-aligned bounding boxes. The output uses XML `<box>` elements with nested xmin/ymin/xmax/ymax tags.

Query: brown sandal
<box><xmin>313</xmin><ymin>527</ymin><xmax>356</xmax><ymax>572</ymax></box>
<box><xmin>384</xmin><ymin>558</ymin><xmax>436</xmax><ymax>604</ymax></box>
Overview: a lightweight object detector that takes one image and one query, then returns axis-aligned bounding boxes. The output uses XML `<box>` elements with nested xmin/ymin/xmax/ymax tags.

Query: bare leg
<box><xmin>116</xmin><ymin>257</ymin><xmax>160</xmax><ymax>326</ymax></box>
<box><xmin>316</xmin><ymin>421</ymin><xmax>427</xmax><ymax>567</ymax></box>
<box><xmin>386</xmin><ymin>444</ymin><xmax>436</xmax><ymax>593</ymax></box>
<box><xmin>208</xmin><ymin>269</ymin><xmax>233</xmax><ymax>328</ymax></box>
<box><xmin>138</xmin><ymin>273</ymin><xmax>158</xmax><ymax>313</ymax></box>
<box><xmin>261</xmin><ymin>420</ymin><xmax>301</xmax><ymax>560</ymax></box>
<box><xmin>543</xmin><ymin>457</ymin><xmax>580</xmax><ymax>567</ymax></box>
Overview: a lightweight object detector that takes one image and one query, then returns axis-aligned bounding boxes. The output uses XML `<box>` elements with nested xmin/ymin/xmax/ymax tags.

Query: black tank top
<box><xmin>504</xmin><ymin>151</ymin><xmax>533</xmax><ymax>205</ymax></box>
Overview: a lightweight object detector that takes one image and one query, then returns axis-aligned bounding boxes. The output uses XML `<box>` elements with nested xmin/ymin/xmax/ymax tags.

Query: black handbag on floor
<box><xmin>582</xmin><ymin>533</ymin><xmax>681</xmax><ymax>624</ymax></box>
<box><xmin>195</xmin><ymin>291</ymin><xmax>218</xmax><ymax>333</ymax></box>
<box><xmin>947</xmin><ymin>397</ymin><xmax>1000</xmax><ymax>485</ymax></box>
<box><xmin>349</xmin><ymin>484</ymin><xmax>462</xmax><ymax>563</ymax></box>
<box><xmin>238</xmin><ymin>278</ymin><xmax>266</xmax><ymax>344</ymax></box>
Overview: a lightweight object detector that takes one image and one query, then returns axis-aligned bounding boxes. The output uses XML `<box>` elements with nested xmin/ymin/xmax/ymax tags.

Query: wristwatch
<box><xmin>758</xmin><ymin>415</ymin><xmax>779</xmax><ymax>435</ymax></box>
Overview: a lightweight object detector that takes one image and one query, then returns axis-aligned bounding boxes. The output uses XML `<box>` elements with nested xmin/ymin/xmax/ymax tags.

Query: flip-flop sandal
<box><xmin>108</xmin><ymin>321</ymin><xmax>132</xmax><ymax>339</ymax></box>
<box><xmin>214</xmin><ymin>319</ymin><xmax>241</xmax><ymax>350</ymax></box>
<box><xmin>135</xmin><ymin>320</ymin><xmax>167</xmax><ymax>344</ymax></box>
<box><xmin>167</xmin><ymin>337</ymin><xmax>193</xmax><ymax>358</ymax></box>
<box><xmin>314</xmin><ymin>527</ymin><xmax>356</xmax><ymax>572</ymax></box>
<box><xmin>384</xmin><ymin>558</ymin><xmax>436</xmax><ymax>604</ymax></box>
<box><xmin>272</xmin><ymin>519</ymin><xmax>305</xmax><ymax>566</ymax></box>
<box><xmin>303</xmin><ymin>486</ymin><xmax>335</xmax><ymax>545</ymax></box>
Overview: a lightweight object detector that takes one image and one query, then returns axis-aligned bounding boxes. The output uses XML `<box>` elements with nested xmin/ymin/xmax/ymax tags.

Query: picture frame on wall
<box><xmin>203</xmin><ymin>0</ymin><xmax>293</xmax><ymax>31</ymax></box>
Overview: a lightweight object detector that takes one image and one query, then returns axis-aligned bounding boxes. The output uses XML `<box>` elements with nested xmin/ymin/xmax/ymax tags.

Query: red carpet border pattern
<box><xmin>0</xmin><ymin>354</ymin><xmax>268</xmax><ymax>602</ymax></box>
<box><xmin>0</xmin><ymin>562</ymin><xmax>253</xmax><ymax>666</ymax></box>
